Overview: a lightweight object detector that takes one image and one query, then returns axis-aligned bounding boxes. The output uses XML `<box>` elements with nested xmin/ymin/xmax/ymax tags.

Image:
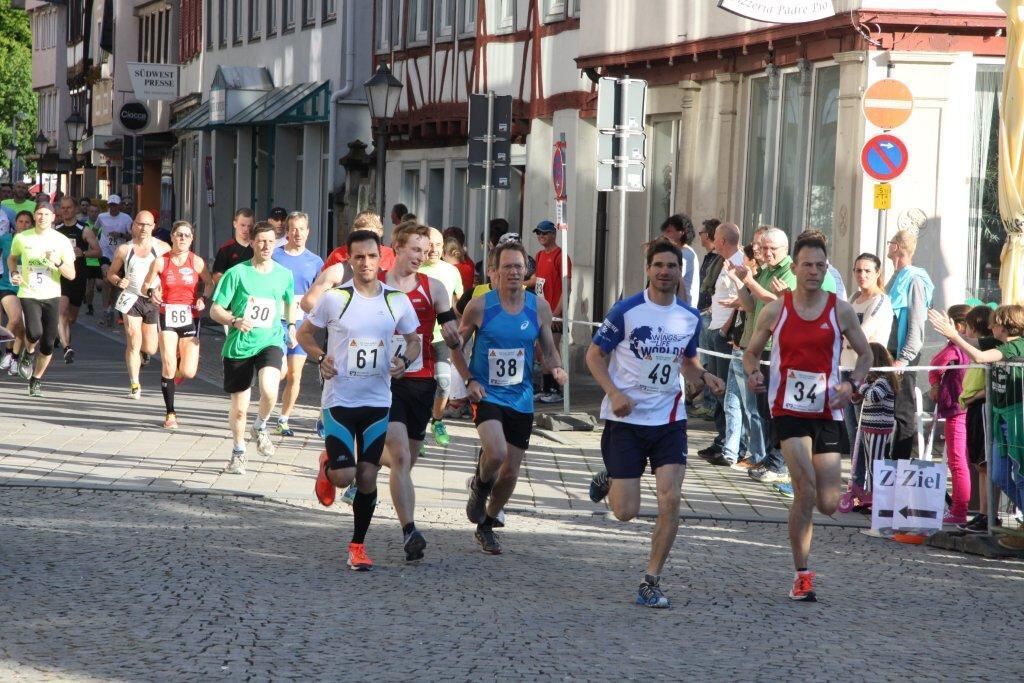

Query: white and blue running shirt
<box><xmin>592</xmin><ymin>291</ymin><xmax>702</xmax><ymax>426</ymax></box>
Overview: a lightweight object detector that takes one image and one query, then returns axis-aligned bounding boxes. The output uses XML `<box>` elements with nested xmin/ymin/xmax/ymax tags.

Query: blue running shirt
<box><xmin>469</xmin><ymin>290</ymin><xmax>540</xmax><ymax>413</ymax></box>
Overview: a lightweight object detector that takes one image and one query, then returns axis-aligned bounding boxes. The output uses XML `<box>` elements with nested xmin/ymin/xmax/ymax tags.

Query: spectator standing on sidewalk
<box><xmin>659</xmin><ymin>214</ymin><xmax>699</xmax><ymax>307</ymax></box>
<box><xmin>886</xmin><ymin>230</ymin><xmax>934</xmax><ymax>458</ymax></box>
<box><xmin>957</xmin><ymin>306</ymin><xmax>998</xmax><ymax>533</ymax></box>
<box><xmin>532</xmin><ymin>220</ymin><xmax>572</xmax><ymax>403</ymax></box>
<box><xmin>692</xmin><ymin>219</ymin><xmax>722</xmax><ymax>419</ymax></box>
<box><xmin>697</xmin><ymin>222</ymin><xmax>744</xmax><ymax>463</ymax></box>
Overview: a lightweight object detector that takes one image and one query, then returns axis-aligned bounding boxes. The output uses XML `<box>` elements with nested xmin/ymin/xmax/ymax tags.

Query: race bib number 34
<box><xmin>243</xmin><ymin>296</ymin><xmax>275</xmax><ymax>329</ymax></box>
<box><xmin>488</xmin><ymin>348</ymin><xmax>524</xmax><ymax>386</ymax></box>
<box><xmin>348</xmin><ymin>338</ymin><xmax>385</xmax><ymax>377</ymax></box>
<box><xmin>783</xmin><ymin>369</ymin><xmax>827</xmax><ymax>413</ymax></box>
<box><xmin>639</xmin><ymin>353</ymin><xmax>681</xmax><ymax>394</ymax></box>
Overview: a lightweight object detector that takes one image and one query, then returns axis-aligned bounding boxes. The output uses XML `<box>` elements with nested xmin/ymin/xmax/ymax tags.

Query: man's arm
<box><xmin>742</xmin><ymin>298</ymin><xmax>781</xmax><ymax>391</ymax></box>
<box><xmin>106</xmin><ymin>245</ymin><xmax>128</xmax><ymax>288</ymax></box>
<box><xmin>681</xmin><ymin>354</ymin><xmax>725</xmax><ymax>396</ymax></box>
<box><xmin>898</xmin><ymin>277</ymin><xmax>927</xmax><ymax>363</ymax></box>
<box><xmin>837</xmin><ymin>300</ymin><xmax>871</xmax><ymax>386</ymax></box>
<box><xmin>535</xmin><ymin>298</ymin><xmax>567</xmax><ymax>386</ymax></box>
<box><xmin>301</xmin><ymin>262</ymin><xmax>349</xmax><ymax>313</ymax></box>
<box><xmin>82</xmin><ymin>227</ymin><xmax>101</xmax><ymax>258</ymax></box>
<box><xmin>456</xmin><ymin>296</ymin><xmax>488</xmax><ymax>402</ymax></box>
<box><xmin>428</xmin><ymin>277</ymin><xmax>461</xmax><ymax>347</ymax></box>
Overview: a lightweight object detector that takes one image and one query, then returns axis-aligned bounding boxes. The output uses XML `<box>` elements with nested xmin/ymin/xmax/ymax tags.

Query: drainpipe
<box><xmin>325</xmin><ymin>0</ymin><xmax>358</xmax><ymax>255</ymax></box>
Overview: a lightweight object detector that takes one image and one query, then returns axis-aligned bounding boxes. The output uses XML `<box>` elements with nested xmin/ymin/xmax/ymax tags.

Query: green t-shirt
<box><xmin>741</xmin><ymin>256</ymin><xmax>797</xmax><ymax>349</ymax></box>
<box><xmin>212</xmin><ymin>260</ymin><xmax>295</xmax><ymax>359</ymax></box>
<box><xmin>822</xmin><ymin>269</ymin><xmax>837</xmax><ymax>295</ymax></box>
<box><xmin>84</xmin><ymin>219</ymin><xmax>100</xmax><ymax>267</ymax></box>
<box><xmin>991</xmin><ymin>337</ymin><xmax>1024</xmax><ymax>412</ymax></box>
<box><xmin>10</xmin><ymin>228</ymin><xmax>76</xmax><ymax>300</ymax></box>
<box><xmin>2</xmin><ymin>199</ymin><xmax>37</xmax><ymax>217</ymax></box>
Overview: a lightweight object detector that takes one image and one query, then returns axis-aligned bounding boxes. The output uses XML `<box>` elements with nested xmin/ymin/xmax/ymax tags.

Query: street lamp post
<box><xmin>363</xmin><ymin>64</ymin><xmax>404</xmax><ymax>219</ymax></box>
<box><xmin>64</xmin><ymin>111</ymin><xmax>86</xmax><ymax>199</ymax></box>
<box><xmin>6</xmin><ymin>143</ymin><xmax>18</xmax><ymax>184</ymax></box>
<box><xmin>33</xmin><ymin>131</ymin><xmax>48</xmax><ymax>192</ymax></box>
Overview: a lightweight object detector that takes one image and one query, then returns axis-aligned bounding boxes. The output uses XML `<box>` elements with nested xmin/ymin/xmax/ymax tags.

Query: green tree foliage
<box><xmin>0</xmin><ymin>0</ymin><xmax>38</xmax><ymax>179</ymax></box>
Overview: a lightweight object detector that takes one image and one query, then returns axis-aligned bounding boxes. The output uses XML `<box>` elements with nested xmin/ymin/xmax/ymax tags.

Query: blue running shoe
<box><xmin>315</xmin><ymin>417</ymin><xmax>325</xmax><ymax>439</ymax></box>
<box><xmin>773</xmin><ymin>482</ymin><xmax>795</xmax><ymax>498</ymax></box>
<box><xmin>636</xmin><ymin>580</ymin><xmax>670</xmax><ymax>608</ymax></box>
<box><xmin>589</xmin><ymin>470</ymin><xmax>610</xmax><ymax>502</ymax></box>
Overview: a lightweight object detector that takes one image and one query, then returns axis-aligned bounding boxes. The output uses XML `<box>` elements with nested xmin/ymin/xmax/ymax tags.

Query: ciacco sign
<box><xmin>717</xmin><ymin>0</ymin><xmax>835</xmax><ymax>24</ymax></box>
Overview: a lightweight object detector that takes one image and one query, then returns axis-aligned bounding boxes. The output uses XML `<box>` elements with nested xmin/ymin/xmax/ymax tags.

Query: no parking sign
<box><xmin>861</xmin><ymin>134</ymin><xmax>908</xmax><ymax>182</ymax></box>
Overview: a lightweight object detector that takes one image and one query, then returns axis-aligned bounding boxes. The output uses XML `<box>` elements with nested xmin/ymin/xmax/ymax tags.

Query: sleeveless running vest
<box><xmin>55</xmin><ymin>222</ymin><xmax>88</xmax><ymax>270</ymax></box>
<box><xmin>469</xmin><ymin>289</ymin><xmax>540</xmax><ymax>413</ymax></box>
<box><xmin>381</xmin><ymin>271</ymin><xmax>437</xmax><ymax>379</ymax></box>
<box><xmin>125</xmin><ymin>242</ymin><xmax>158</xmax><ymax>297</ymax></box>
<box><xmin>769</xmin><ymin>292</ymin><xmax>843</xmax><ymax>421</ymax></box>
<box><xmin>160</xmin><ymin>251</ymin><xmax>200</xmax><ymax>316</ymax></box>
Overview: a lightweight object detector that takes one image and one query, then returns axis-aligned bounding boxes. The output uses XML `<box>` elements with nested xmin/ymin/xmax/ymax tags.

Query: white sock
<box><xmin>233</xmin><ymin>441</ymin><xmax>246</xmax><ymax>452</ymax></box>
<box><xmin>254</xmin><ymin>416</ymin><xmax>268</xmax><ymax>430</ymax></box>
<box><xmin>277</xmin><ymin>416</ymin><xmax>289</xmax><ymax>425</ymax></box>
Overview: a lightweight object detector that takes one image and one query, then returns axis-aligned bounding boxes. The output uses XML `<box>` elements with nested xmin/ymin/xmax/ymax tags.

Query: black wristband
<box><xmin>437</xmin><ymin>308</ymin><xmax>457</xmax><ymax>325</ymax></box>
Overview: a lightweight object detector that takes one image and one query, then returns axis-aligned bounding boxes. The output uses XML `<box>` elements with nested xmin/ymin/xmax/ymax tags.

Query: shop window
<box><xmin>403</xmin><ymin>167</ymin><xmax>422</xmax><ymax>216</ymax></box>
<box><xmin>968</xmin><ymin>65</ymin><xmax>1005</xmax><ymax>303</ymax></box>
<box><xmin>427</xmin><ymin>167</ymin><xmax>445</xmax><ymax>228</ymax></box>
<box><xmin>435</xmin><ymin>0</ymin><xmax>454</xmax><ymax>41</ymax></box>
<box><xmin>648</xmin><ymin>119</ymin><xmax>678</xmax><ymax>238</ymax></box>
<box><xmin>249</xmin><ymin>0</ymin><xmax>261</xmax><ymax>40</ymax></box>
<box><xmin>459</xmin><ymin>0</ymin><xmax>476</xmax><ymax>37</ymax></box>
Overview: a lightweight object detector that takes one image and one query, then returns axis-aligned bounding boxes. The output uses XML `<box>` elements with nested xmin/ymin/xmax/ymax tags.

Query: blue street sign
<box><xmin>861</xmin><ymin>134</ymin><xmax>908</xmax><ymax>181</ymax></box>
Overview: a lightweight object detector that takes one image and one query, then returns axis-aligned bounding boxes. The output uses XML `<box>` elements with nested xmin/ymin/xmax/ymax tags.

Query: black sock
<box><xmin>644</xmin><ymin>574</ymin><xmax>660</xmax><ymax>586</ymax></box>
<box><xmin>542</xmin><ymin>373</ymin><xmax>554</xmax><ymax>393</ymax></box>
<box><xmin>402</xmin><ymin>522</ymin><xmax>416</xmax><ymax>536</ymax></box>
<box><xmin>797</xmin><ymin>567</ymin><xmax>808</xmax><ymax>573</ymax></box>
<box><xmin>351</xmin><ymin>489</ymin><xmax>377</xmax><ymax>544</ymax></box>
<box><xmin>478</xmin><ymin>515</ymin><xmax>498</xmax><ymax>531</ymax></box>
<box><xmin>160</xmin><ymin>376</ymin><xmax>176</xmax><ymax>413</ymax></box>
<box><xmin>29</xmin><ymin>377</ymin><xmax>40</xmax><ymax>388</ymax></box>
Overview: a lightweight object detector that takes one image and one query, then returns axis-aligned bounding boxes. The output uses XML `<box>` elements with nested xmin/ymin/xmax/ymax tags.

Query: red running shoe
<box><xmin>315</xmin><ymin>450</ymin><xmax>335</xmax><ymax>507</ymax></box>
<box><xmin>788</xmin><ymin>571</ymin><xmax>817</xmax><ymax>602</ymax></box>
<box><xmin>347</xmin><ymin>542</ymin><xmax>374</xmax><ymax>571</ymax></box>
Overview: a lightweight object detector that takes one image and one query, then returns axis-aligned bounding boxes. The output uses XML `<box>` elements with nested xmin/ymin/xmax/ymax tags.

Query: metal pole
<box><xmin>984</xmin><ymin>365</ymin><xmax>996</xmax><ymax>534</ymax></box>
<box><xmin>616</xmin><ymin>78</ymin><xmax>629</xmax><ymax>301</ymax></box>
<box><xmin>482</xmin><ymin>91</ymin><xmax>494</xmax><ymax>278</ymax></box>
<box><xmin>376</xmin><ymin>122</ymin><xmax>388</xmax><ymax>219</ymax></box>
<box><xmin>875</xmin><ymin>208</ymin><xmax>886</xmax><ymax>279</ymax></box>
<box><xmin>70</xmin><ymin>142</ymin><xmax>77</xmax><ymax>199</ymax></box>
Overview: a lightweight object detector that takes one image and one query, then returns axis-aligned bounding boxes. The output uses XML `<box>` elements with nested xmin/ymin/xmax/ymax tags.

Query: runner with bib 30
<box><xmin>743</xmin><ymin>232</ymin><xmax>871</xmax><ymax>603</ymax></box>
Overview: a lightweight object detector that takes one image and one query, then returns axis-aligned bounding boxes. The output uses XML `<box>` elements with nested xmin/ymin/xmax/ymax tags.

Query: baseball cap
<box><xmin>269</xmin><ymin>206</ymin><xmax>288</xmax><ymax>220</ymax></box>
<box><xmin>534</xmin><ymin>220</ymin><xmax>556</xmax><ymax>234</ymax></box>
<box><xmin>108</xmin><ymin>194</ymin><xmax>122</xmax><ymax>205</ymax></box>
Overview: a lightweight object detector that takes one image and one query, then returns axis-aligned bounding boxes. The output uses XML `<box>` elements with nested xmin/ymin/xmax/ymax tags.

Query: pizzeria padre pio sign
<box><xmin>718</xmin><ymin>0</ymin><xmax>835</xmax><ymax>24</ymax></box>
<box><xmin>126</xmin><ymin>62</ymin><xmax>179</xmax><ymax>101</ymax></box>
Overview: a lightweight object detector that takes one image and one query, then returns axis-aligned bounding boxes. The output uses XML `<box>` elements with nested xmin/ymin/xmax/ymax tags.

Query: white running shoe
<box><xmin>0</xmin><ymin>353</ymin><xmax>11</xmax><ymax>371</ymax></box>
<box><xmin>128</xmin><ymin>384</ymin><xmax>141</xmax><ymax>400</ymax></box>
<box><xmin>224</xmin><ymin>450</ymin><xmax>247</xmax><ymax>475</ymax></box>
<box><xmin>250</xmin><ymin>425</ymin><xmax>276</xmax><ymax>457</ymax></box>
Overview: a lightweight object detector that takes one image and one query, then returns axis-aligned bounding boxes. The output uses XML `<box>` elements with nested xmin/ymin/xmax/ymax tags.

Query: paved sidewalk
<box><xmin>0</xmin><ymin>313</ymin><xmax>866</xmax><ymax>527</ymax></box>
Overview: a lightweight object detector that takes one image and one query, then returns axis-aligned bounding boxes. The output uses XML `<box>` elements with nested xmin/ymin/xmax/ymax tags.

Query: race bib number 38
<box><xmin>488</xmin><ymin>348</ymin><xmax>524</xmax><ymax>386</ymax></box>
<box><xmin>639</xmin><ymin>353</ymin><xmax>681</xmax><ymax>394</ymax></box>
<box><xmin>243</xmin><ymin>296</ymin><xmax>275</xmax><ymax>329</ymax></box>
<box><xmin>783</xmin><ymin>369</ymin><xmax>827</xmax><ymax>413</ymax></box>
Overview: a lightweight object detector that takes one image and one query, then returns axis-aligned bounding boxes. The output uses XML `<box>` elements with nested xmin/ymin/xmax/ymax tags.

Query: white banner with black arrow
<box><xmin>892</xmin><ymin>459</ymin><xmax>947</xmax><ymax>532</ymax></box>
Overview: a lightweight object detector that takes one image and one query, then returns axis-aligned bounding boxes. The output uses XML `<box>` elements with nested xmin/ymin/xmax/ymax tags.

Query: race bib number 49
<box><xmin>783</xmin><ymin>369</ymin><xmax>827</xmax><ymax>413</ymax></box>
<box><xmin>243</xmin><ymin>296</ymin><xmax>275</xmax><ymax>329</ymax></box>
<box><xmin>639</xmin><ymin>353</ymin><xmax>681</xmax><ymax>394</ymax></box>
<box><xmin>488</xmin><ymin>348</ymin><xmax>524</xmax><ymax>386</ymax></box>
<box><xmin>391</xmin><ymin>334</ymin><xmax>423</xmax><ymax>372</ymax></box>
<box><xmin>348</xmin><ymin>338</ymin><xmax>385</xmax><ymax>377</ymax></box>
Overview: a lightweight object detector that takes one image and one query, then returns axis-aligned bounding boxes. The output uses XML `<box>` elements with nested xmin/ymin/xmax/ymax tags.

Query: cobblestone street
<box><xmin>2</xmin><ymin>488</ymin><xmax>1022</xmax><ymax>681</ymax></box>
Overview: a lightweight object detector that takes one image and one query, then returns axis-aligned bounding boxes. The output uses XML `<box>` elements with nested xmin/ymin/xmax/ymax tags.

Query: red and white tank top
<box><xmin>381</xmin><ymin>271</ymin><xmax>436</xmax><ymax>379</ymax></box>
<box><xmin>769</xmin><ymin>292</ymin><xmax>843</xmax><ymax>421</ymax></box>
<box><xmin>160</xmin><ymin>251</ymin><xmax>201</xmax><ymax>317</ymax></box>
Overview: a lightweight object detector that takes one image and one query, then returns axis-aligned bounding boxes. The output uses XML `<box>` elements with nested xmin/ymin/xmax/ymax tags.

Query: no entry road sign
<box><xmin>861</xmin><ymin>134</ymin><xmax>908</xmax><ymax>181</ymax></box>
<box><xmin>863</xmin><ymin>79</ymin><xmax>913</xmax><ymax>130</ymax></box>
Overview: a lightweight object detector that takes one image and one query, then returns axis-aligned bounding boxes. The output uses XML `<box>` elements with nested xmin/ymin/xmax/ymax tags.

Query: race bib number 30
<box><xmin>391</xmin><ymin>334</ymin><xmax>423</xmax><ymax>372</ymax></box>
<box><xmin>348</xmin><ymin>338</ymin><xmax>385</xmax><ymax>377</ymax></box>
<box><xmin>639</xmin><ymin>353</ymin><xmax>681</xmax><ymax>394</ymax></box>
<box><xmin>243</xmin><ymin>296</ymin><xmax>275</xmax><ymax>329</ymax></box>
<box><xmin>783</xmin><ymin>369</ymin><xmax>827</xmax><ymax>413</ymax></box>
<box><xmin>488</xmin><ymin>348</ymin><xmax>524</xmax><ymax>386</ymax></box>
<box><xmin>164</xmin><ymin>304</ymin><xmax>191</xmax><ymax>328</ymax></box>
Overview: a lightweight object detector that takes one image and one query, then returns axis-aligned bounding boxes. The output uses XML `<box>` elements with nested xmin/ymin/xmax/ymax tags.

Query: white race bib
<box><xmin>535</xmin><ymin>277</ymin><xmax>546</xmax><ymax>298</ymax></box>
<box><xmin>783</xmin><ymin>369</ymin><xmax>827</xmax><ymax>413</ymax></box>
<box><xmin>487</xmin><ymin>348</ymin><xmax>524</xmax><ymax>386</ymax></box>
<box><xmin>28</xmin><ymin>266</ymin><xmax>48</xmax><ymax>288</ymax></box>
<box><xmin>164</xmin><ymin>304</ymin><xmax>192</xmax><ymax>328</ymax></box>
<box><xmin>115</xmin><ymin>290</ymin><xmax>138</xmax><ymax>314</ymax></box>
<box><xmin>347</xmin><ymin>338</ymin><xmax>385</xmax><ymax>377</ymax></box>
<box><xmin>243</xmin><ymin>296</ymin><xmax>275</xmax><ymax>329</ymax></box>
<box><xmin>391</xmin><ymin>334</ymin><xmax>423</xmax><ymax>372</ymax></box>
<box><xmin>638</xmin><ymin>353</ymin><xmax>681</xmax><ymax>394</ymax></box>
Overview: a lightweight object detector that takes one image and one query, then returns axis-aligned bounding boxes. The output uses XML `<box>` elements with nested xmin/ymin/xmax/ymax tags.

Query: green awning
<box><xmin>228</xmin><ymin>81</ymin><xmax>331</xmax><ymax>125</ymax></box>
<box><xmin>171</xmin><ymin>101</ymin><xmax>211</xmax><ymax>131</ymax></box>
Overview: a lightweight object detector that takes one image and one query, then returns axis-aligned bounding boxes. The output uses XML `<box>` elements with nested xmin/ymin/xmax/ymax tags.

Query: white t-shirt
<box><xmin>592</xmin><ymin>290</ymin><xmax>702</xmax><ymax>426</ymax></box>
<box><xmin>96</xmin><ymin>212</ymin><xmax>133</xmax><ymax>260</ymax></box>
<box><xmin>419</xmin><ymin>259</ymin><xmax>463</xmax><ymax>299</ymax></box>
<box><xmin>709</xmin><ymin>249</ymin><xmax>745</xmax><ymax>330</ymax></box>
<box><xmin>306</xmin><ymin>281</ymin><xmax>419</xmax><ymax>409</ymax></box>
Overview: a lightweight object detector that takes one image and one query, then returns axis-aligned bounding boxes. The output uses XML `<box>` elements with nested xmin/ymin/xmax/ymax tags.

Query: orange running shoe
<box><xmin>347</xmin><ymin>542</ymin><xmax>374</xmax><ymax>571</ymax></box>
<box><xmin>315</xmin><ymin>450</ymin><xmax>335</xmax><ymax>507</ymax></box>
<box><xmin>789</xmin><ymin>571</ymin><xmax>817</xmax><ymax>602</ymax></box>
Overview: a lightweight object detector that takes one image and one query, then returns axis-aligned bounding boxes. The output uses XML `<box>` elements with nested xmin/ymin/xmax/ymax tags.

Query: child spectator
<box><xmin>852</xmin><ymin>343</ymin><xmax>901</xmax><ymax>505</ymax></box>
<box><xmin>928</xmin><ymin>304</ymin><xmax>971</xmax><ymax>524</ymax></box>
<box><xmin>958</xmin><ymin>305</ymin><xmax>997</xmax><ymax>533</ymax></box>
<box><xmin>929</xmin><ymin>304</ymin><xmax>1024</xmax><ymax>550</ymax></box>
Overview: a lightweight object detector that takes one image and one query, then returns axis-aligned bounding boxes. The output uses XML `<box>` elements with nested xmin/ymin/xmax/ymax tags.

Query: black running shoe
<box><xmin>466</xmin><ymin>476</ymin><xmax>491</xmax><ymax>524</ymax></box>
<box><xmin>86</xmin><ymin>304</ymin><xmax>94</xmax><ymax>316</ymax></box>
<box><xmin>404</xmin><ymin>530</ymin><xmax>426</xmax><ymax>562</ymax></box>
<box><xmin>475</xmin><ymin>527</ymin><xmax>501</xmax><ymax>554</ymax></box>
<box><xmin>64</xmin><ymin>347</ymin><xmax>75</xmax><ymax>364</ymax></box>
<box><xmin>141</xmin><ymin>352</ymin><xmax>151</xmax><ymax>367</ymax></box>
<box><xmin>589</xmin><ymin>470</ymin><xmax>610</xmax><ymax>502</ymax></box>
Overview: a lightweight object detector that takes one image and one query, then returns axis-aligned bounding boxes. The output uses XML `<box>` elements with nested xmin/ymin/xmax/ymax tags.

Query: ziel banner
<box><xmin>717</xmin><ymin>0</ymin><xmax>835</xmax><ymax>24</ymax></box>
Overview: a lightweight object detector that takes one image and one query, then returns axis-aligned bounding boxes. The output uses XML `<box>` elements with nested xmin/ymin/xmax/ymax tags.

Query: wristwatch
<box><xmin>316</xmin><ymin>353</ymin><xmax>326</xmax><ymax>365</ymax></box>
<box><xmin>398</xmin><ymin>354</ymin><xmax>411</xmax><ymax>369</ymax></box>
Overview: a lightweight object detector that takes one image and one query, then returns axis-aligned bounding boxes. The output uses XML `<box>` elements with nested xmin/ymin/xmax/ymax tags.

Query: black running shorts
<box><xmin>222</xmin><ymin>345</ymin><xmax>284</xmax><ymax>394</ymax></box>
<box><xmin>473</xmin><ymin>400</ymin><xmax>533</xmax><ymax>450</ymax></box>
<box><xmin>774</xmin><ymin>415</ymin><xmax>850</xmax><ymax>455</ymax></box>
<box><xmin>389</xmin><ymin>377</ymin><xmax>437</xmax><ymax>442</ymax></box>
